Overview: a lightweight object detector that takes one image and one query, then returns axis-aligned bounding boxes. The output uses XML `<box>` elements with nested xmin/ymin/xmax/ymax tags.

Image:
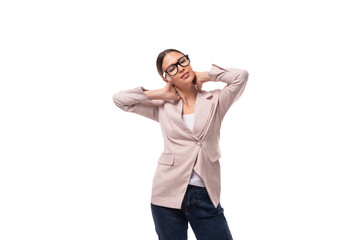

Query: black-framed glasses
<box><xmin>163</xmin><ymin>54</ymin><xmax>190</xmax><ymax>78</ymax></box>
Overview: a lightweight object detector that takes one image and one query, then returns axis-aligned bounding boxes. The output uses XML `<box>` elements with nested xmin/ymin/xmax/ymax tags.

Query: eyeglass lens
<box><xmin>166</xmin><ymin>56</ymin><xmax>190</xmax><ymax>76</ymax></box>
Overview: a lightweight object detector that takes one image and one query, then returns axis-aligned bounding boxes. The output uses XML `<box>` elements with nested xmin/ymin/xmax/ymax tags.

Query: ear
<box><xmin>163</xmin><ymin>75</ymin><xmax>172</xmax><ymax>83</ymax></box>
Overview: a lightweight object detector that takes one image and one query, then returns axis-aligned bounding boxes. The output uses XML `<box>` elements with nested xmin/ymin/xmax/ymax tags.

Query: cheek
<box><xmin>173</xmin><ymin>75</ymin><xmax>182</xmax><ymax>82</ymax></box>
<box><xmin>189</xmin><ymin>70</ymin><xmax>194</xmax><ymax>77</ymax></box>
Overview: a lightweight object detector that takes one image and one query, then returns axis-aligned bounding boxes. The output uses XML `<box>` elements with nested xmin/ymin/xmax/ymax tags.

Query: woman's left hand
<box><xmin>193</xmin><ymin>71</ymin><xmax>210</xmax><ymax>92</ymax></box>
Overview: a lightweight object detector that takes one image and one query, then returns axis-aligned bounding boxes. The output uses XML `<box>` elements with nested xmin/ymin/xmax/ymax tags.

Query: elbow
<box><xmin>113</xmin><ymin>92</ymin><xmax>134</xmax><ymax>112</ymax></box>
<box><xmin>239</xmin><ymin>70</ymin><xmax>249</xmax><ymax>86</ymax></box>
<box><xmin>113</xmin><ymin>92</ymin><xmax>120</xmax><ymax>106</ymax></box>
<box><xmin>242</xmin><ymin>70</ymin><xmax>249</xmax><ymax>81</ymax></box>
<box><xmin>233</xmin><ymin>69</ymin><xmax>249</xmax><ymax>85</ymax></box>
<box><xmin>113</xmin><ymin>92</ymin><xmax>125</xmax><ymax>109</ymax></box>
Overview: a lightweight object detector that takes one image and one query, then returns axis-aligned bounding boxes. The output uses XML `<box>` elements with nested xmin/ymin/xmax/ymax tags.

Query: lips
<box><xmin>181</xmin><ymin>72</ymin><xmax>189</xmax><ymax>78</ymax></box>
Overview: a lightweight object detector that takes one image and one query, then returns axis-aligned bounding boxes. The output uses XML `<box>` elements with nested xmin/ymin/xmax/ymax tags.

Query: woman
<box><xmin>113</xmin><ymin>49</ymin><xmax>249</xmax><ymax>240</ymax></box>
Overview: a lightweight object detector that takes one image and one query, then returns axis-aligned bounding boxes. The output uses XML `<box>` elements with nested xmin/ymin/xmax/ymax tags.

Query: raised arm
<box><xmin>113</xmin><ymin>86</ymin><xmax>164</xmax><ymax>122</ymax></box>
<box><xmin>208</xmin><ymin>64</ymin><xmax>249</xmax><ymax>121</ymax></box>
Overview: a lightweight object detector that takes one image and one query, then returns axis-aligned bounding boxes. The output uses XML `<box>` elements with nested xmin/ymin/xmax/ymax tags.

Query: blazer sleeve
<box><xmin>208</xmin><ymin>64</ymin><xmax>249</xmax><ymax>121</ymax></box>
<box><xmin>113</xmin><ymin>86</ymin><xmax>164</xmax><ymax>122</ymax></box>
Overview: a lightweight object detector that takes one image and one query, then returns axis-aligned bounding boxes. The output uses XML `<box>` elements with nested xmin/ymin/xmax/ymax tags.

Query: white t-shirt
<box><xmin>181</xmin><ymin>113</ymin><xmax>205</xmax><ymax>187</ymax></box>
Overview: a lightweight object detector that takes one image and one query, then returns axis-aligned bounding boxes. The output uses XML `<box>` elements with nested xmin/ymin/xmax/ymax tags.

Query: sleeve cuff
<box><xmin>208</xmin><ymin>63</ymin><xmax>228</xmax><ymax>82</ymax></box>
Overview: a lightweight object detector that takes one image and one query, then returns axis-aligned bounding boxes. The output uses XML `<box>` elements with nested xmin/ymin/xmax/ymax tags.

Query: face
<box><xmin>162</xmin><ymin>51</ymin><xmax>195</xmax><ymax>87</ymax></box>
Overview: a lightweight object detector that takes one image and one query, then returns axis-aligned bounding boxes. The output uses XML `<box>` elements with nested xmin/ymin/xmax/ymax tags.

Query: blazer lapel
<box><xmin>166</xmin><ymin>90</ymin><xmax>214</xmax><ymax>141</ymax></box>
<box><xmin>192</xmin><ymin>91</ymin><xmax>215</xmax><ymax>139</ymax></box>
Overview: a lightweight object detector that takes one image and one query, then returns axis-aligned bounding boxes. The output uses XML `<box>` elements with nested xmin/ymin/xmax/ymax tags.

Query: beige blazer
<box><xmin>113</xmin><ymin>64</ymin><xmax>249</xmax><ymax>209</ymax></box>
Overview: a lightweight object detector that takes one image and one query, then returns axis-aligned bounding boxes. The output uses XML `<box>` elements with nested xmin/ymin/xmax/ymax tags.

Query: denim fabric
<box><xmin>151</xmin><ymin>184</ymin><xmax>233</xmax><ymax>240</ymax></box>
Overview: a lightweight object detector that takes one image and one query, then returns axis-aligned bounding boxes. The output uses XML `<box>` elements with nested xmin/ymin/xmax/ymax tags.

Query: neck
<box><xmin>177</xmin><ymin>83</ymin><xmax>197</xmax><ymax>107</ymax></box>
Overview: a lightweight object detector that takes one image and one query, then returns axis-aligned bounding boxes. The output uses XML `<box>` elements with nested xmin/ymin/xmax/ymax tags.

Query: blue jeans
<box><xmin>151</xmin><ymin>184</ymin><xmax>233</xmax><ymax>240</ymax></box>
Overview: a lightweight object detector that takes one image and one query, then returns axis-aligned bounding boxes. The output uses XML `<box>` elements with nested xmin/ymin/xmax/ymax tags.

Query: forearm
<box><xmin>208</xmin><ymin>64</ymin><xmax>248</xmax><ymax>85</ymax></box>
<box><xmin>113</xmin><ymin>86</ymin><xmax>162</xmax><ymax>122</ymax></box>
<box><xmin>198</xmin><ymin>71</ymin><xmax>210</xmax><ymax>83</ymax></box>
<box><xmin>141</xmin><ymin>87</ymin><xmax>164</xmax><ymax>100</ymax></box>
<box><xmin>113</xmin><ymin>86</ymin><xmax>162</xmax><ymax>110</ymax></box>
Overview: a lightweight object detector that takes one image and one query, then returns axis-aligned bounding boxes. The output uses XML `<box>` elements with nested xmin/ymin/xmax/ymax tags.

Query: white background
<box><xmin>1</xmin><ymin>0</ymin><xmax>359</xmax><ymax>239</ymax></box>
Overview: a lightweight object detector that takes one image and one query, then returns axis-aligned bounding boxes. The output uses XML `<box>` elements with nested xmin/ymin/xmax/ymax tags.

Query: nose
<box><xmin>178</xmin><ymin>65</ymin><xmax>185</xmax><ymax>74</ymax></box>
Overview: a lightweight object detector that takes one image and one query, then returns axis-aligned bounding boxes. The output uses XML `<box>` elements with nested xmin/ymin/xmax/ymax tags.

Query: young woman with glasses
<box><xmin>113</xmin><ymin>48</ymin><xmax>249</xmax><ymax>240</ymax></box>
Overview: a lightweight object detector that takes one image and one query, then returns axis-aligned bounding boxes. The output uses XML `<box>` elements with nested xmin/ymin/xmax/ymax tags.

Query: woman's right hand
<box><xmin>160</xmin><ymin>81</ymin><xmax>181</xmax><ymax>101</ymax></box>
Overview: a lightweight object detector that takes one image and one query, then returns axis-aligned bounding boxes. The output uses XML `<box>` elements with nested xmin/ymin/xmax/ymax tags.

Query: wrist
<box><xmin>143</xmin><ymin>88</ymin><xmax>162</xmax><ymax>100</ymax></box>
<box><xmin>202</xmin><ymin>71</ymin><xmax>210</xmax><ymax>82</ymax></box>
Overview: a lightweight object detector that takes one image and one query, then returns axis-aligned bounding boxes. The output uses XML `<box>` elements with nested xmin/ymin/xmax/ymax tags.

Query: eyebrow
<box><xmin>164</xmin><ymin>55</ymin><xmax>184</xmax><ymax>71</ymax></box>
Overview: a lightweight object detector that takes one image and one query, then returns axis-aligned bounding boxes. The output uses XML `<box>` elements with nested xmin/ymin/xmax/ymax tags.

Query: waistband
<box><xmin>187</xmin><ymin>184</ymin><xmax>206</xmax><ymax>189</ymax></box>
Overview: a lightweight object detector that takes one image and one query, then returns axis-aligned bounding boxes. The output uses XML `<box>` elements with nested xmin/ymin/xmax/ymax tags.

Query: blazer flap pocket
<box><xmin>157</xmin><ymin>152</ymin><xmax>175</xmax><ymax>166</ymax></box>
<box><xmin>206</xmin><ymin>146</ymin><xmax>222</xmax><ymax>163</ymax></box>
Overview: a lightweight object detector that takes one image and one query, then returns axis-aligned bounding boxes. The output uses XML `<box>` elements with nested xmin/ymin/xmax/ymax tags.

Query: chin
<box><xmin>189</xmin><ymin>74</ymin><xmax>195</xmax><ymax>82</ymax></box>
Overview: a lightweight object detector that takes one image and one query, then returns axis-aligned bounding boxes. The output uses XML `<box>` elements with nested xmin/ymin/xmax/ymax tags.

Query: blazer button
<box><xmin>196</xmin><ymin>141</ymin><xmax>202</xmax><ymax>146</ymax></box>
